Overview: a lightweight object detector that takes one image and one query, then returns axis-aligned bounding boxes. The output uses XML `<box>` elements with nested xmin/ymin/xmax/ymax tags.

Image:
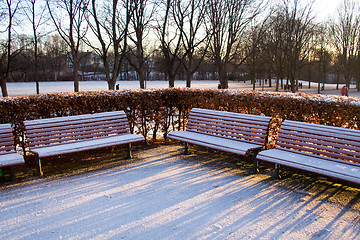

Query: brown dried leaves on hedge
<box><xmin>1</xmin><ymin>88</ymin><xmax>359</xmax><ymax>149</ymax></box>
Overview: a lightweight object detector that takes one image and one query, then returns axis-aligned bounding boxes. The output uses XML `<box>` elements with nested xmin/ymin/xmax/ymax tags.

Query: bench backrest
<box><xmin>187</xmin><ymin>108</ymin><xmax>271</xmax><ymax>146</ymax></box>
<box><xmin>276</xmin><ymin>120</ymin><xmax>360</xmax><ymax>164</ymax></box>
<box><xmin>0</xmin><ymin>123</ymin><xmax>16</xmax><ymax>154</ymax></box>
<box><xmin>24</xmin><ymin>111</ymin><xmax>131</xmax><ymax>148</ymax></box>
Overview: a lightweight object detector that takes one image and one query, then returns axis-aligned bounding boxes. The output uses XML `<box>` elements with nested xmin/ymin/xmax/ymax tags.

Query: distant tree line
<box><xmin>1</xmin><ymin>0</ymin><xmax>360</xmax><ymax>97</ymax></box>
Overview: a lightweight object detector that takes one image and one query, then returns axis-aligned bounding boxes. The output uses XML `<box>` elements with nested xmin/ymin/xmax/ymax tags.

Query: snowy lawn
<box><xmin>0</xmin><ymin>144</ymin><xmax>360</xmax><ymax>240</ymax></box>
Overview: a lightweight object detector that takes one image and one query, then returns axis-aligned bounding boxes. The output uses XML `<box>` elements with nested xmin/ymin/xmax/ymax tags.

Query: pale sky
<box><xmin>313</xmin><ymin>0</ymin><xmax>341</xmax><ymax>22</ymax></box>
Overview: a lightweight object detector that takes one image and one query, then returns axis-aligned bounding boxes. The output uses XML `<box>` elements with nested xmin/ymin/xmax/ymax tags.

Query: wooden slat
<box><xmin>186</xmin><ymin>109</ymin><xmax>270</xmax><ymax>145</ymax></box>
<box><xmin>187</xmin><ymin>121</ymin><xmax>266</xmax><ymax>135</ymax></box>
<box><xmin>190</xmin><ymin>114</ymin><xmax>270</xmax><ymax>127</ymax></box>
<box><xmin>24</xmin><ymin>111</ymin><xmax>126</xmax><ymax>125</ymax></box>
<box><xmin>28</xmin><ymin>129</ymin><xmax>129</xmax><ymax>147</ymax></box>
<box><xmin>24</xmin><ymin>111</ymin><xmax>132</xmax><ymax>148</ymax></box>
<box><xmin>283</xmin><ymin>120</ymin><xmax>360</xmax><ymax>135</ymax></box>
<box><xmin>187</xmin><ymin>129</ymin><xmax>263</xmax><ymax>145</ymax></box>
<box><xmin>0</xmin><ymin>135</ymin><xmax>14</xmax><ymax>145</ymax></box>
<box><xmin>187</xmin><ymin>126</ymin><xmax>266</xmax><ymax>144</ymax></box>
<box><xmin>188</xmin><ymin>117</ymin><xmax>268</xmax><ymax>131</ymax></box>
<box><xmin>191</xmin><ymin>108</ymin><xmax>271</xmax><ymax>122</ymax></box>
<box><xmin>0</xmin><ymin>123</ymin><xmax>16</xmax><ymax>154</ymax></box>
<box><xmin>25</xmin><ymin>114</ymin><xmax>128</xmax><ymax>130</ymax></box>
<box><xmin>278</xmin><ymin>134</ymin><xmax>360</xmax><ymax>154</ymax></box>
<box><xmin>26</xmin><ymin>121</ymin><xmax>128</xmax><ymax>138</ymax></box>
<box><xmin>280</xmin><ymin>126</ymin><xmax>360</xmax><ymax>144</ymax></box>
<box><xmin>278</xmin><ymin>130</ymin><xmax>360</xmax><ymax>148</ymax></box>
<box><xmin>277</xmin><ymin>142</ymin><xmax>360</xmax><ymax>163</ymax></box>
<box><xmin>276</xmin><ymin>120</ymin><xmax>360</xmax><ymax>163</ymax></box>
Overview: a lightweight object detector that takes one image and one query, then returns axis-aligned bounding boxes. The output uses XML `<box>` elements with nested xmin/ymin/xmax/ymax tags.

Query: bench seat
<box><xmin>0</xmin><ymin>151</ymin><xmax>24</xmax><ymax>167</ymax></box>
<box><xmin>168</xmin><ymin>108</ymin><xmax>271</xmax><ymax>162</ymax></box>
<box><xmin>257</xmin><ymin>148</ymin><xmax>360</xmax><ymax>184</ymax></box>
<box><xmin>0</xmin><ymin>124</ymin><xmax>24</xmax><ymax>168</ymax></box>
<box><xmin>0</xmin><ymin>123</ymin><xmax>25</xmax><ymax>180</ymax></box>
<box><xmin>169</xmin><ymin>131</ymin><xmax>264</xmax><ymax>156</ymax></box>
<box><xmin>31</xmin><ymin>133</ymin><xmax>144</xmax><ymax>158</ymax></box>
<box><xmin>256</xmin><ymin>120</ymin><xmax>360</xmax><ymax>185</ymax></box>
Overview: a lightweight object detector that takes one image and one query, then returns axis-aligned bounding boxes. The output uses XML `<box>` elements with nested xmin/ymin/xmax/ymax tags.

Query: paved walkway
<box><xmin>1</xmin><ymin>145</ymin><xmax>360</xmax><ymax>240</ymax></box>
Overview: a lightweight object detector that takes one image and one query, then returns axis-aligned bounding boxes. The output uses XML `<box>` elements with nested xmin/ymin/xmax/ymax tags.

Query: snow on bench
<box><xmin>0</xmin><ymin>123</ymin><xmax>25</xmax><ymax>180</ymax></box>
<box><xmin>168</xmin><ymin>108</ymin><xmax>272</xmax><ymax>164</ymax></box>
<box><xmin>256</xmin><ymin>120</ymin><xmax>360</xmax><ymax>185</ymax></box>
<box><xmin>24</xmin><ymin>111</ymin><xmax>145</xmax><ymax>176</ymax></box>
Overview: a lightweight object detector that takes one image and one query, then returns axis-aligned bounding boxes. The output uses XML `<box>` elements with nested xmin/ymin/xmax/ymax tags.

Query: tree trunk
<box><xmin>139</xmin><ymin>70</ymin><xmax>145</xmax><ymax>89</ymax></box>
<box><xmin>35</xmin><ymin>42</ymin><xmax>40</xmax><ymax>94</ymax></box>
<box><xmin>268</xmin><ymin>71</ymin><xmax>272</xmax><ymax>88</ymax></box>
<box><xmin>186</xmin><ymin>59</ymin><xmax>193</xmax><ymax>88</ymax></box>
<box><xmin>73</xmin><ymin>60</ymin><xmax>79</xmax><ymax>92</ymax></box>
<box><xmin>169</xmin><ymin>75</ymin><xmax>175</xmax><ymax>88</ymax></box>
<box><xmin>0</xmin><ymin>78</ymin><xmax>8</xmax><ymax>97</ymax></box>
<box><xmin>186</xmin><ymin>73</ymin><xmax>191</xmax><ymax>88</ymax></box>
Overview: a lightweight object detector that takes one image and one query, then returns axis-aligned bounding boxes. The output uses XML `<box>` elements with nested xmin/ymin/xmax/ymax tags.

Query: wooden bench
<box><xmin>168</xmin><ymin>108</ymin><xmax>271</xmax><ymax>164</ymax></box>
<box><xmin>24</xmin><ymin>111</ymin><xmax>145</xmax><ymax>176</ymax></box>
<box><xmin>0</xmin><ymin>123</ymin><xmax>25</xmax><ymax>180</ymax></box>
<box><xmin>256</xmin><ymin>120</ymin><xmax>360</xmax><ymax>185</ymax></box>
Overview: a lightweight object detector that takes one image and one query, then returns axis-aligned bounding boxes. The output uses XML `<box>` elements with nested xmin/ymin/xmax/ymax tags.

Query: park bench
<box><xmin>168</xmin><ymin>108</ymin><xmax>272</xmax><ymax>162</ymax></box>
<box><xmin>256</xmin><ymin>120</ymin><xmax>360</xmax><ymax>185</ymax></box>
<box><xmin>0</xmin><ymin>123</ymin><xmax>25</xmax><ymax>180</ymax></box>
<box><xmin>24</xmin><ymin>111</ymin><xmax>145</xmax><ymax>176</ymax></box>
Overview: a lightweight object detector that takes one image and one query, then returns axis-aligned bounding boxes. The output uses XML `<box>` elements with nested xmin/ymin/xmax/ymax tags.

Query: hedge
<box><xmin>1</xmin><ymin>88</ymin><xmax>359</xmax><ymax>151</ymax></box>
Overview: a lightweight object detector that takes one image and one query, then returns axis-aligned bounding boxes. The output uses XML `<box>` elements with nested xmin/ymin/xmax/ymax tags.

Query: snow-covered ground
<box><xmin>5</xmin><ymin>80</ymin><xmax>360</xmax><ymax>98</ymax></box>
<box><xmin>1</xmin><ymin>145</ymin><xmax>359</xmax><ymax>240</ymax></box>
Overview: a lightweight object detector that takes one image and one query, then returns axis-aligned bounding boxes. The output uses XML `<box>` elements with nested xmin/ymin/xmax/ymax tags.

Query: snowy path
<box><xmin>0</xmin><ymin>145</ymin><xmax>360</xmax><ymax>240</ymax></box>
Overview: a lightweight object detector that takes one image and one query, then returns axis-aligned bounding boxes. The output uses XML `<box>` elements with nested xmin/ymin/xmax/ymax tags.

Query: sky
<box><xmin>313</xmin><ymin>0</ymin><xmax>341</xmax><ymax>22</ymax></box>
<box><xmin>0</xmin><ymin>0</ymin><xmax>346</xmax><ymax>40</ymax></box>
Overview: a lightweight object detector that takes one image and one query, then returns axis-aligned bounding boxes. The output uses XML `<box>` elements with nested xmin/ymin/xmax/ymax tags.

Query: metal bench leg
<box><xmin>10</xmin><ymin>166</ymin><xmax>16</xmax><ymax>182</ymax></box>
<box><xmin>127</xmin><ymin>143</ymin><xmax>133</xmax><ymax>159</ymax></box>
<box><xmin>252</xmin><ymin>152</ymin><xmax>259</xmax><ymax>173</ymax></box>
<box><xmin>36</xmin><ymin>155</ymin><xmax>43</xmax><ymax>177</ymax></box>
<box><xmin>184</xmin><ymin>142</ymin><xmax>189</xmax><ymax>155</ymax></box>
<box><xmin>274</xmin><ymin>164</ymin><xmax>281</xmax><ymax>179</ymax></box>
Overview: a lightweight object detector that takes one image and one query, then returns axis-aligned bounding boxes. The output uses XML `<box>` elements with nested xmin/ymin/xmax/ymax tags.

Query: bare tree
<box><xmin>175</xmin><ymin>0</ymin><xmax>209</xmax><ymax>88</ymax></box>
<box><xmin>86</xmin><ymin>0</ymin><xmax>132</xmax><ymax>90</ymax></box>
<box><xmin>244</xmin><ymin>18</ymin><xmax>269</xmax><ymax>91</ymax></box>
<box><xmin>155</xmin><ymin>0</ymin><xmax>185</xmax><ymax>88</ymax></box>
<box><xmin>0</xmin><ymin>0</ymin><xmax>20</xmax><ymax>97</ymax></box>
<box><xmin>22</xmin><ymin>0</ymin><xmax>47</xmax><ymax>94</ymax></box>
<box><xmin>282</xmin><ymin>0</ymin><xmax>316</xmax><ymax>93</ymax></box>
<box><xmin>330</xmin><ymin>0</ymin><xmax>360</xmax><ymax>90</ymax></box>
<box><xmin>205</xmin><ymin>0</ymin><xmax>262</xmax><ymax>89</ymax></box>
<box><xmin>127</xmin><ymin>0</ymin><xmax>155</xmax><ymax>89</ymax></box>
<box><xmin>311</xmin><ymin>23</ymin><xmax>332</xmax><ymax>93</ymax></box>
<box><xmin>263</xmin><ymin>9</ymin><xmax>287</xmax><ymax>91</ymax></box>
<box><xmin>43</xmin><ymin>34</ymin><xmax>68</xmax><ymax>81</ymax></box>
<box><xmin>47</xmin><ymin>0</ymin><xmax>89</xmax><ymax>92</ymax></box>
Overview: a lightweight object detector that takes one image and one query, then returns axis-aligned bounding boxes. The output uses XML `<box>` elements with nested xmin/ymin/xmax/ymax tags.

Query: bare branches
<box><xmin>127</xmin><ymin>0</ymin><xmax>156</xmax><ymax>89</ymax></box>
<box><xmin>47</xmin><ymin>0</ymin><xmax>90</xmax><ymax>92</ymax></box>
<box><xmin>330</xmin><ymin>0</ymin><xmax>360</xmax><ymax>88</ymax></box>
<box><xmin>86</xmin><ymin>0</ymin><xmax>132</xmax><ymax>90</ymax></box>
<box><xmin>206</xmin><ymin>0</ymin><xmax>263</xmax><ymax>89</ymax></box>
<box><xmin>0</xmin><ymin>0</ymin><xmax>21</xmax><ymax>97</ymax></box>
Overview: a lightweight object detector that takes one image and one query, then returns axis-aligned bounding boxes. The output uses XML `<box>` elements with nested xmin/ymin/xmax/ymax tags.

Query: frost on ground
<box><xmin>0</xmin><ymin>145</ymin><xmax>360</xmax><ymax>240</ymax></box>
